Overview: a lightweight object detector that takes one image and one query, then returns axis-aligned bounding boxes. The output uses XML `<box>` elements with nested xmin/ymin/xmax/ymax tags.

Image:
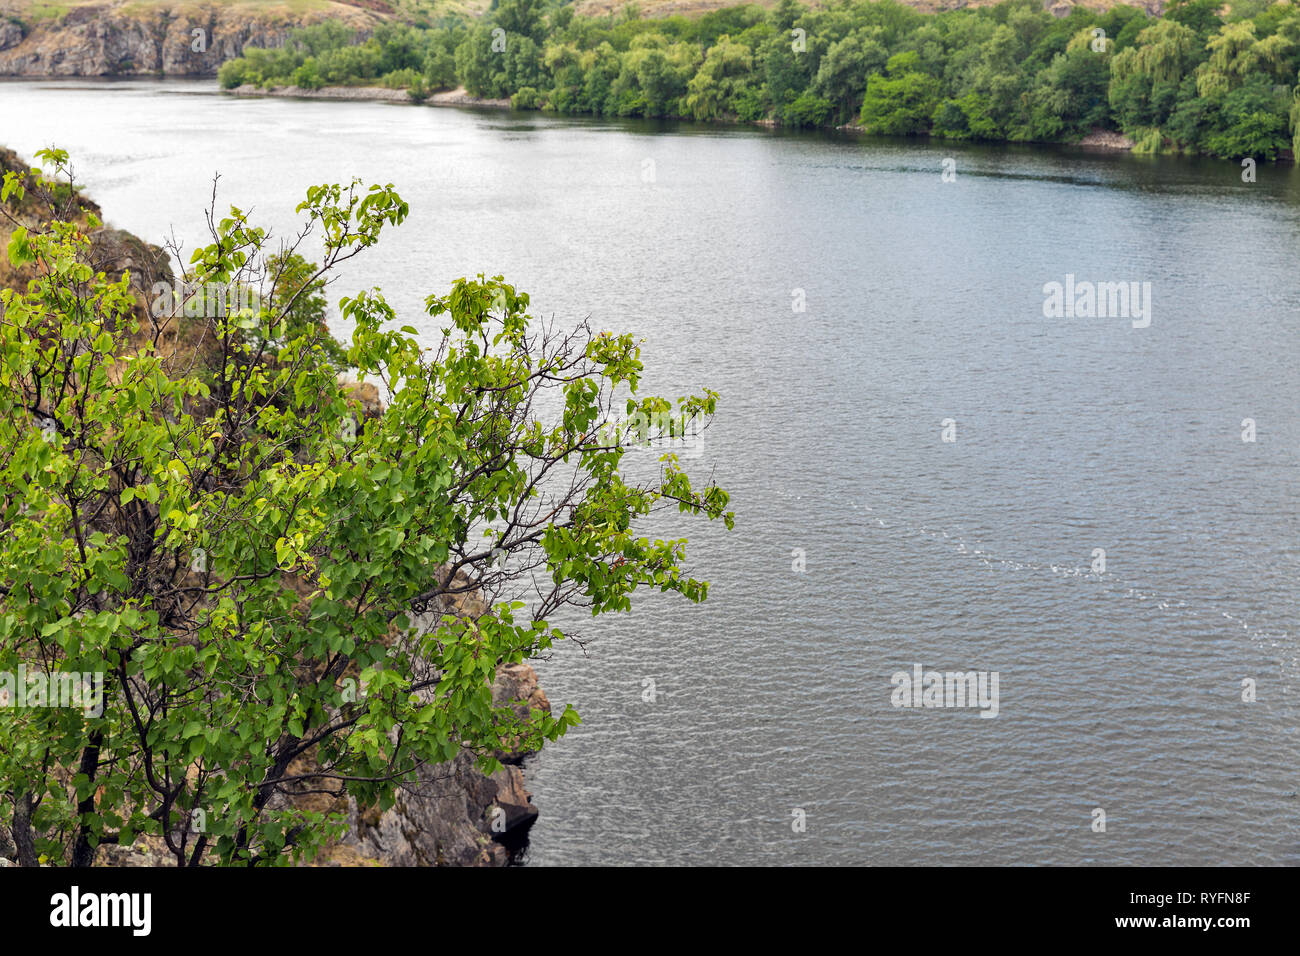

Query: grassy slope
<box><xmin>1</xmin><ymin>0</ymin><xmax>1134</xmax><ymax>27</ymax></box>
<box><xmin>567</xmin><ymin>0</ymin><xmax>1132</xmax><ymax>17</ymax></box>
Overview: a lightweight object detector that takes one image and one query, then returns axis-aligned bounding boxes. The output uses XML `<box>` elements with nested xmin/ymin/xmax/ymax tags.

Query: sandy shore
<box><xmin>227</xmin><ymin>84</ymin><xmax>512</xmax><ymax>109</ymax></box>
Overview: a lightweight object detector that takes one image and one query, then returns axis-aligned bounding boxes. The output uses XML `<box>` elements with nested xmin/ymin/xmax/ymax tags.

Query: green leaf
<box><xmin>6</xmin><ymin>226</ymin><xmax>33</xmax><ymax>266</ymax></box>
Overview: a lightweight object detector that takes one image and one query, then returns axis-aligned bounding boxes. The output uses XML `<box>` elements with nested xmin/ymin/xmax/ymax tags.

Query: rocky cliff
<box><xmin>0</xmin><ymin>2</ymin><xmax>383</xmax><ymax>76</ymax></box>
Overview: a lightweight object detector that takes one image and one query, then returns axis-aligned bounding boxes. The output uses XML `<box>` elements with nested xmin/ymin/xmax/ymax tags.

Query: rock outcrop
<box><xmin>0</xmin><ymin>2</ymin><xmax>383</xmax><ymax>77</ymax></box>
<box><xmin>329</xmin><ymin>663</ymin><xmax>551</xmax><ymax>867</ymax></box>
<box><xmin>316</xmin><ymin>575</ymin><xmax>552</xmax><ymax>867</ymax></box>
<box><xmin>82</xmin><ymin>661</ymin><xmax>552</xmax><ymax>868</ymax></box>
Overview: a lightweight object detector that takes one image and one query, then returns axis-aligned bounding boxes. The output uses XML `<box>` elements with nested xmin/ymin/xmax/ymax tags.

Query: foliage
<box><xmin>0</xmin><ymin>149</ymin><xmax>732</xmax><ymax>866</ymax></box>
<box><xmin>215</xmin><ymin>0</ymin><xmax>1300</xmax><ymax>161</ymax></box>
<box><xmin>858</xmin><ymin>52</ymin><xmax>940</xmax><ymax>135</ymax></box>
<box><xmin>264</xmin><ymin>250</ymin><xmax>346</xmax><ymax>370</ymax></box>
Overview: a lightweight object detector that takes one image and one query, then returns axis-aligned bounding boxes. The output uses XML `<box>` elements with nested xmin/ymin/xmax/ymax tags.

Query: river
<box><xmin>2</xmin><ymin>78</ymin><xmax>1297</xmax><ymax>865</ymax></box>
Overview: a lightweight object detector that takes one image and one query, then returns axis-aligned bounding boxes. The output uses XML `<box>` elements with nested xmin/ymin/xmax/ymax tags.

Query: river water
<box><xmin>2</xmin><ymin>78</ymin><xmax>1297</xmax><ymax>865</ymax></box>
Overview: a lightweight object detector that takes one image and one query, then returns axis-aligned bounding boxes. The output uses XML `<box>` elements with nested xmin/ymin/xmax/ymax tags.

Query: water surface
<box><xmin>3</xmin><ymin>78</ymin><xmax>1297</xmax><ymax>865</ymax></box>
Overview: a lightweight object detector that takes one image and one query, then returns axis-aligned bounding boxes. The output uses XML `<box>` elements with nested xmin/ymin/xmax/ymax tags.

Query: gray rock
<box><xmin>0</xmin><ymin>8</ymin><xmax>378</xmax><ymax>77</ymax></box>
<box><xmin>335</xmin><ymin>662</ymin><xmax>550</xmax><ymax>867</ymax></box>
<box><xmin>0</xmin><ymin>20</ymin><xmax>24</xmax><ymax>53</ymax></box>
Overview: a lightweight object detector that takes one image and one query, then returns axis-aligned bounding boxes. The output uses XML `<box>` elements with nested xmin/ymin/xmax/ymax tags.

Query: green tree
<box><xmin>456</xmin><ymin>24</ymin><xmax>509</xmax><ymax>98</ymax></box>
<box><xmin>0</xmin><ymin>151</ymin><xmax>732</xmax><ymax>867</ymax></box>
<box><xmin>1292</xmin><ymin>90</ymin><xmax>1300</xmax><ymax>158</ymax></box>
<box><xmin>580</xmin><ymin>42</ymin><xmax>624</xmax><ymax>114</ymax></box>
<box><xmin>423</xmin><ymin>28</ymin><xmax>462</xmax><ymax>92</ymax></box>
<box><xmin>264</xmin><ymin>250</ymin><xmax>345</xmax><ymax>371</ymax></box>
<box><xmin>810</xmin><ymin>28</ymin><xmax>889</xmax><ymax>125</ymax></box>
<box><xmin>858</xmin><ymin>51</ymin><xmax>941</xmax><ymax>135</ymax></box>
<box><xmin>493</xmin><ymin>0</ymin><xmax>548</xmax><ymax>44</ymax></box>
<box><xmin>1197</xmin><ymin>20</ymin><xmax>1297</xmax><ymax>97</ymax></box>
<box><xmin>770</xmin><ymin>0</ymin><xmax>802</xmax><ymax>33</ymax></box>
<box><xmin>1204</xmin><ymin>74</ymin><xmax>1291</xmax><ymax>158</ymax></box>
<box><xmin>783</xmin><ymin>89</ymin><xmax>832</xmax><ymax>126</ymax></box>
<box><xmin>931</xmin><ymin>92</ymin><xmax>1000</xmax><ymax>140</ymax></box>
<box><xmin>758</xmin><ymin>31</ymin><xmax>813</xmax><ymax>117</ymax></box>
<box><xmin>1108</xmin><ymin>19</ymin><xmax>1201</xmax><ymax>131</ymax></box>
<box><xmin>1164</xmin><ymin>0</ymin><xmax>1224</xmax><ymax>42</ymax></box>
<box><xmin>1164</xmin><ymin>74</ymin><xmax>1217</xmax><ymax>151</ymax></box>
<box><xmin>610</xmin><ymin>35</ymin><xmax>698</xmax><ymax>117</ymax></box>
<box><xmin>1024</xmin><ymin>28</ymin><xmax>1112</xmax><ymax>141</ymax></box>
<box><xmin>967</xmin><ymin>24</ymin><xmax>1032</xmax><ymax>136</ymax></box>
<box><xmin>684</xmin><ymin>35</ymin><xmax>756</xmax><ymax>121</ymax></box>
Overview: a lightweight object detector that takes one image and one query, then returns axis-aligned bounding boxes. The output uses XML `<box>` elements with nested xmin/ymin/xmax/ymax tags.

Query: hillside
<box><xmin>568</xmin><ymin>0</ymin><xmax>1153</xmax><ymax>18</ymax></box>
<box><xmin>0</xmin><ymin>0</ymin><xmax>489</xmax><ymax>75</ymax></box>
<box><xmin>0</xmin><ymin>0</ymin><xmax>1159</xmax><ymax>76</ymax></box>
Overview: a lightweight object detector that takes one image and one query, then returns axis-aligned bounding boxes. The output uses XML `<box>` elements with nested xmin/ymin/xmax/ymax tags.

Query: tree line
<box><xmin>218</xmin><ymin>0</ymin><xmax>1300</xmax><ymax>160</ymax></box>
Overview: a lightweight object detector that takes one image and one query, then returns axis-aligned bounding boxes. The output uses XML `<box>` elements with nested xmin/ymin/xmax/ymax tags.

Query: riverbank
<box><xmin>226</xmin><ymin>82</ymin><xmax>510</xmax><ymax>109</ymax></box>
<box><xmin>229</xmin><ymin>81</ymin><xmax>1137</xmax><ymax>153</ymax></box>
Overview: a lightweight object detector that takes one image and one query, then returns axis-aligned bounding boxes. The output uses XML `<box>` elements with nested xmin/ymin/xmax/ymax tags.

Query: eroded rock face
<box><xmin>0</xmin><ymin>20</ymin><xmax>24</xmax><ymax>52</ymax></box>
<box><xmin>0</xmin><ymin>4</ymin><xmax>380</xmax><ymax>77</ymax></box>
<box><xmin>333</xmin><ymin>662</ymin><xmax>551</xmax><ymax>868</ymax></box>
<box><xmin>89</xmin><ymin>227</ymin><xmax>172</xmax><ymax>294</ymax></box>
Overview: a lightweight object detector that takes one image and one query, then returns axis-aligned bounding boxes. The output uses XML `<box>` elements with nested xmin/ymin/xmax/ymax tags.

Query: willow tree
<box><xmin>0</xmin><ymin>149</ymin><xmax>732</xmax><ymax>866</ymax></box>
<box><xmin>1107</xmin><ymin>18</ymin><xmax>1201</xmax><ymax>130</ymax></box>
<box><xmin>1291</xmin><ymin>93</ymin><xmax>1300</xmax><ymax>156</ymax></box>
<box><xmin>1195</xmin><ymin>20</ymin><xmax>1299</xmax><ymax>96</ymax></box>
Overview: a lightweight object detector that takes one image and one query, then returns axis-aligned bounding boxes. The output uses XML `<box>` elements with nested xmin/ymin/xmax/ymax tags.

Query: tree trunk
<box><xmin>69</xmin><ymin>732</ymin><xmax>104</xmax><ymax>867</ymax></box>
<box><xmin>11</xmin><ymin>792</ymin><xmax>40</xmax><ymax>868</ymax></box>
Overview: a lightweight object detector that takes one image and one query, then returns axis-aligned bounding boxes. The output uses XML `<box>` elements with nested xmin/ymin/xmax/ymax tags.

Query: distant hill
<box><xmin>0</xmin><ymin>0</ymin><xmax>494</xmax><ymax>76</ymax></box>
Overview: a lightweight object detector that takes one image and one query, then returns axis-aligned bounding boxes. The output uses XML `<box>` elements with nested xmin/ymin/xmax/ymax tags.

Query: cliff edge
<box><xmin>0</xmin><ymin>1</ymin><xmax>384</xmax><ymax>76</ymax></box>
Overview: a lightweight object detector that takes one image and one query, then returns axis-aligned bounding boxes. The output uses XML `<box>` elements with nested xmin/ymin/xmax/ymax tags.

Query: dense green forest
<box><xmin>218</xmin><ymin>0</ymin><xmax>1300</xmax><ymax>160</ymax></box>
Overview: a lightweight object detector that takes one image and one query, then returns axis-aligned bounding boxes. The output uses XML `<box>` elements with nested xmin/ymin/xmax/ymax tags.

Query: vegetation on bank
<box><xmin>217</xmin><ymin>0</ymin><xmax>1300</xmax><ymax>160</ymax></box>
